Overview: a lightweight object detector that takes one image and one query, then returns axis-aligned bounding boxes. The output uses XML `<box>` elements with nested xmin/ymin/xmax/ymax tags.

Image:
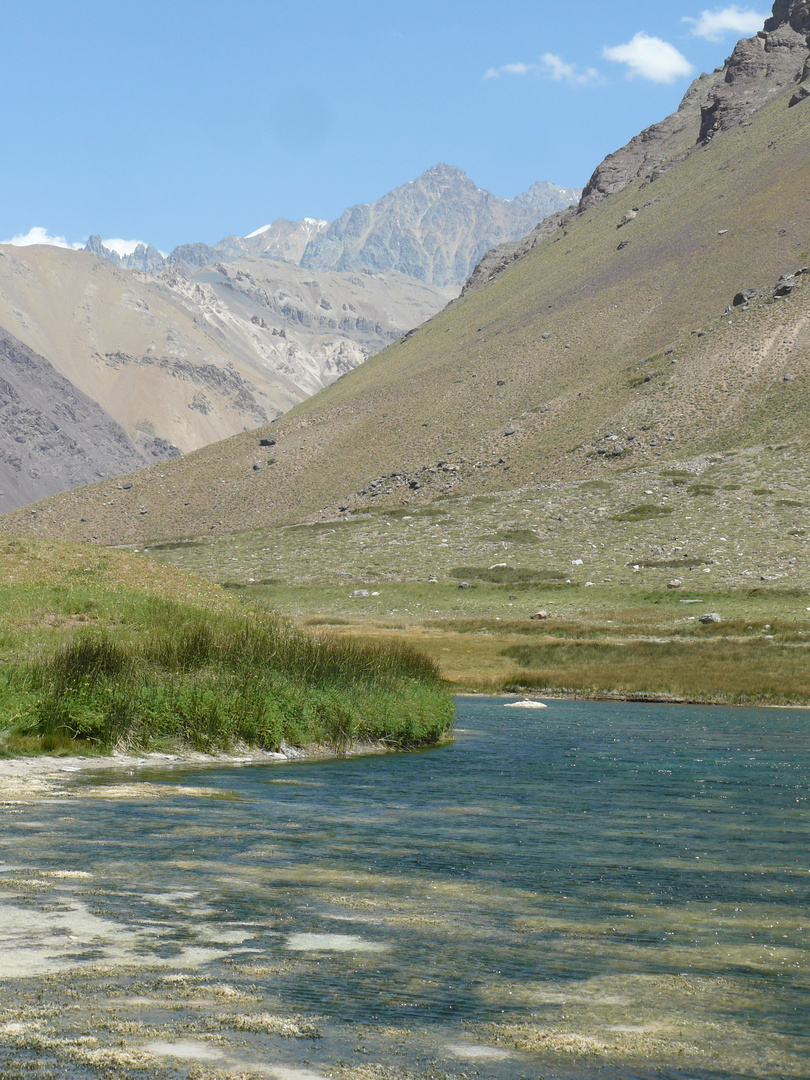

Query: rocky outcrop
<box><xmin>699</xmin><ymin>19</ymin><xmax>810</xmax><ymax>140</ymax></box>
<box><xmin>580</xmin><ymin>2</ymin><xmax>810</xmax><ymax>213</ymax></box>
<box><xmin>0</xmin><ymin>327</ymin><xmax>169</xmax><ymax>514</ymax></box>
<box><xmin>123</xmin><ymin>242</ymin><xmax>166</xmax><ymax>273</ymax></box>
<box><xmin>164</xmin><ymin>242</ymin><xmax>222</xmax><ymax>274</ymax></box>
<box><xmin>765</xmin><ymin>0</ymin><xmax>810</xmax><ymax>35</ymax></box>
<box><xmin>579</xmin><ymin>71</ymin><xmax>725</xmax><ymax>212</ymax></box>
<box><xmin>472</xmin><ymin>0</ymin><xmax>810</xmax><ymax>291</ymax></box>
<box><xmin>86</xmin><ymin>236</ymin><xmax>166</xmax><ymax>273</ymax></box>
<box><xmin>300</xmin><ymin>164</ymin><xmax>580</xmax><ymax>286</ymax></box>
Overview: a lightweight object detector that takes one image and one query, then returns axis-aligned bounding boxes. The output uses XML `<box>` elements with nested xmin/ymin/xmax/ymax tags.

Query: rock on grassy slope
<box><xmin>1</xmin><ymin>2</ymin><xmax>809</xmax><ymax>547</ymax></box>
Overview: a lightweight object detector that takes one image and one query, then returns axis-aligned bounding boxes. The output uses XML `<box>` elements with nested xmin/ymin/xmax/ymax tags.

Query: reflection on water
<box><xmin>0</xmin><ymin>698</ymin><xmax>807</xmax><ymax>1079</ymax></box>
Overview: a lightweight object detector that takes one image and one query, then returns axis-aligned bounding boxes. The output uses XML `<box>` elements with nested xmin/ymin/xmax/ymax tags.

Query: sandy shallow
<box><xmin>0</xmin><ymin>742</ymin><xmax>391</xmax><ymax>802</ymax></box>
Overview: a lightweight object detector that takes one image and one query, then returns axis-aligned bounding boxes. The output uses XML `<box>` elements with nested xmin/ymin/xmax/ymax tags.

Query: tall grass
<box><xmin>5</xmin><ymin>599</ymin><xmax>453</xmax><ymax>754</ymax></box>
<box><xmin>500</xmin><ymin>639</ymin><xmax>810</xmax><ymax>705</ymax></box>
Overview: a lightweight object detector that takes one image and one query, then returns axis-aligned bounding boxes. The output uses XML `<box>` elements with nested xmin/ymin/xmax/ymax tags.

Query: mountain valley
<box><xmin>0</xmin><ymin>169</ymin><xmax>577</xmax><ymax>513</ymax></box>
<box><xmin>1</xmin><ymin>1</ymin><xmax>809</xmax><ymax>701</ymax></box>
<box><xmin>11</xmin><ymin>28</ymin><xmax>809</xmax><ymax>546</ymax></box>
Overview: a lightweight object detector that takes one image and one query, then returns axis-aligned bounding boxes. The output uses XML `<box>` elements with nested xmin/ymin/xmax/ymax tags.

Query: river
<box><xmin>0</xmin><ymin>697</ymin><xmax>807</xmax><ymax>1079</ymax></box>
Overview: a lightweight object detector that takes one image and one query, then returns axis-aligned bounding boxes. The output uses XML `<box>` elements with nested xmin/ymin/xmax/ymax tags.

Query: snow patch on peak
<box><xmin>247</xmin><ymin>218</ymin><xmax>328</xmax><ymax>240</ymax></box>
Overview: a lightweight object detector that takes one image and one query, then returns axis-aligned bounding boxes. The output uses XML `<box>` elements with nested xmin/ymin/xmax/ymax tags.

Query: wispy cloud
<box><xmin>540</xmin><ymin>53</ymin><xmax>600</xmax><ymax>85</ymax></box>
<box><xmin>603</xmin><ymin>32</ymin><xmax>694</xmax><ymax>84</ymax></box>
<box><xmin>683</xmin><ymin>6</ymin><xmax>767</xmax><ymax>42</ymax></box>
<box><xmin>485</xmin><ymin>54</ymin><xmax>598</xmax><ymax>85</ymax></box>
<box><xmin>1</xmin><ymin>226</ymin><xmax>83</xmax><ymax>249</ymax></box>
<box><xmin>484</xmin><ymin>62</ymin><xmax>539</xmax><ymax>79</ymax></box>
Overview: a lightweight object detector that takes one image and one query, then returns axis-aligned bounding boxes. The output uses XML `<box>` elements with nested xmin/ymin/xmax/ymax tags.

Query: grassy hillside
<box><xmin>1</xmin><ymin>56</ymin><xmax>808</xmax><ymax>707</ymax></box>
<box><xmin>142</xmin><ymin>445</ymin><xmax>810</xmax><ymax>705</ymax></box>
<box><xmin>0</xmin><ymin>538</ymin><xmax>453</xmax><ymax>756</ymax></box>
<box><xmin>2</xmin><ymin>85</ymin><xmax>809</xmax><ymax>547</ymax></box>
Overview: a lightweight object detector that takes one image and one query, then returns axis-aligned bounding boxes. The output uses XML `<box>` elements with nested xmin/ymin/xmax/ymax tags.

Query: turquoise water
<box><xmin>0</xmin><ymin>698</ymin><xmax>807</xmax><ymax>1079</ymax></box>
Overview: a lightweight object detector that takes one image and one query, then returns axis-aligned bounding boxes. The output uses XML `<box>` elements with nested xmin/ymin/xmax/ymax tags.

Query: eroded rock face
<box><xmin>579</xmin><ymin>72</ymin><xmax>725</xmax><ymax>212</ymax></box>
<box><xmin>765</xmin><ymin>1</ymin><xmax>810</xmax><ymax>34</ymax></box>
<box><xmin>580</xmin><ymin>2</ymin><xmax>810</xmax><ymax>213</ymax></box>
<box><xmin>699</xmin><ymin>21</ymin><xmax>810</xmax><ymax>141</ymax></box>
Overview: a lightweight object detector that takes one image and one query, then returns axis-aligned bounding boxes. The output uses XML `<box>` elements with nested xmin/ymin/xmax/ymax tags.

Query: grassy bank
<box><xmin>0</xmin><ymin>538</ymin><xmax>453</xmax><ymax>756</ymax></box>
<box><xmin>238</xmin><ymin>583</ymin><xmax>810</xmax><ymax>707</ymax></box>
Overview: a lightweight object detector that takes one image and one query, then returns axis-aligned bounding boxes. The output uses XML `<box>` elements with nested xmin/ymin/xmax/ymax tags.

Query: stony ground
<box><xmin>146</xmin><ymin>442</ymin><xmax>809</xmax><ymax>597</ymax></box>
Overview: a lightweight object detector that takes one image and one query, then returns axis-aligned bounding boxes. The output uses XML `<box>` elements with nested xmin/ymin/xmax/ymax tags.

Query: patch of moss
<box><xmin>610</xmin><ymin>504</ymin><xmax>674</xmax><ymax>522</ymax></box>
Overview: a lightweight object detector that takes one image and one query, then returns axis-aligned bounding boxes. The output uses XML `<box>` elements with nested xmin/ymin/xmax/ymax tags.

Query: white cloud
<box><xmin>540</xmin><ymin>53</ymin><xmax>599</xmax><ymax>85</ymax></box>
<box><xmin>1</xmin><ymin>226</ymin><xmax>83</xmax><ymax>249</ymax></box>
<box><xmin>101</xmin><ymin>238</ymin><xmax>146</xmax><ymax>258</ymax></box>
<box><xmin>484</xmin><ymin>62</ymin><xmax>539</xmax><ymax>79</ymax></box>
<box><xmin>485</xmin><ymin>55</ymin><xmax>598</xmax><ymax>85</ymax></box>
<box><xmin>603</xmin><ymin>32</ymin><xmax>695</xmax><ymax>84</ymax></box>
<box><xmin>683</xmin><ymin>6</ymin><xmax>767</xmax><ymax>42</ymax></box>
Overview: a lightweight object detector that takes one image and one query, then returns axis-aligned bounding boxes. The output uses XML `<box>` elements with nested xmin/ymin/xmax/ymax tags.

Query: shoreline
<box><xmin>457</xmin><ymin>689</ymin><xmax>810</xmax><ymax>709</ymax></box>
<box><xmin>3</xmin><ymin>688</ymin><xmax>808</xmax><ymax>796</ymax></box>
<box><xmin>0</xmin><ymin>740</ymin><xmax>405</xmax><ymax>801</ymax></box>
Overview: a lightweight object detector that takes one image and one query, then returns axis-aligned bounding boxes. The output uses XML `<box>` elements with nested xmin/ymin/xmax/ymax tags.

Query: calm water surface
<box><xmin>0</xmin><ymin>698</ymin><xmax>807</xmax><ymax>1080</ymax></box>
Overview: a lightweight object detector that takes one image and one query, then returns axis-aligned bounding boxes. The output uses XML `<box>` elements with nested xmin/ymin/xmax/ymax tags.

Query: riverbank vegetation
<box><xmin>255</xmin><ymin>583</ymin><xmax>810</xmax><ymax>707</ymax></box>
<box><xmin>0</xmin><ymin>539</ymin><xmax>453</xmax><ymax>756</ymax></box>
<box><xmin>137</xmin><ymin>449</ymin><xmax>810</xmax><ymax>707</ymax></box>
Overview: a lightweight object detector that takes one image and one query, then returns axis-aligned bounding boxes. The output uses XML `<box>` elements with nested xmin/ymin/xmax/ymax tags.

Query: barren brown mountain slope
<box><xmin>0</xmin><ymin>244</ymin><xmax>452</xmax><ymax>459</ymax></box>
<box><xmin>3</xmin><ymin>13</ymin><xmax>810</xmax><ymax>546</ymax></box>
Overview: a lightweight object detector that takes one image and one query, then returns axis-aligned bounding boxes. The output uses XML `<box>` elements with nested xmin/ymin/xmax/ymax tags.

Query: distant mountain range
<box><xmin>84</xmin><ymin>166</ymin><xmax>581</xmax><ymax>286</ymax></box>
<box><xmin>0</xmin><ymin>167</ymin><xmax>578</xmax><ymax>513</ymax></box>
<box><xmin>5</xmin><ymin>1</ymin><xmax>808</xmax><ymax>548</ymax></box>
<box><xmin>299</xmin><ymin>167</ymin><xmax>580</xmax><ymax>286</ymax></box>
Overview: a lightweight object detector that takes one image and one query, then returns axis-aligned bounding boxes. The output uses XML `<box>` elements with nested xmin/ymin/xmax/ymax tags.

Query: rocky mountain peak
<box><xmin>579</xmin><ymin>0</ymin><xmax>810</xmax><ymax>212</ymax></box>
<box><xmin>765</xmin><ymin>0</ymin><xmax>810</xmax><ymax>34</ymax></box>
<box><xmin>300</xmin><ymin>166</ymin><xmax>579</xmax><ymax>285</ymax></box>
<box><xmin>84</xmin><ymin>165</ymin><xmax>576</xmax><ymax>287</ymax></box>
<box><xmin>420</xmin><ymin>163</ymin><xmax>471</xmax><ymax>184</ymax></box>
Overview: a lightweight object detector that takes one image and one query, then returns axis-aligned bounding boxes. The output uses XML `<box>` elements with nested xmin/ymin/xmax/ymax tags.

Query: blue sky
<box><xmin>1</xmin><ymin>1</ymin><xmax>769</xmax><ymax>253</ymax></box>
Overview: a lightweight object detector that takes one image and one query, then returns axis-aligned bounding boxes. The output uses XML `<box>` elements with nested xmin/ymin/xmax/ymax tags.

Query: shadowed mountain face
<box><xmin>0</xmin><ymin>328</ymin><xmax>171</xmax><ymax>514</ymax></box>
<box><xmin>2</xmin><ymin>3</ymin><xmax>807</xmax><ymax>546</ymax></box>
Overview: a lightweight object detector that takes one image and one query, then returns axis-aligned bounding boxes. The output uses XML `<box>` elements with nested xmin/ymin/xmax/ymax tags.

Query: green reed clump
<box><xmin>6</xmin><ymin>600</ymin><xmax>453</xmax><ymax>755</ymax></box>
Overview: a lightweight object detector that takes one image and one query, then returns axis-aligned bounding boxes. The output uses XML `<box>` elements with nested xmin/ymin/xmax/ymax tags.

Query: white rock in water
<box><xmin>504</xmin><ymin>700</ymin><xmax>548</xmax><ymax>709</ymax></box>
